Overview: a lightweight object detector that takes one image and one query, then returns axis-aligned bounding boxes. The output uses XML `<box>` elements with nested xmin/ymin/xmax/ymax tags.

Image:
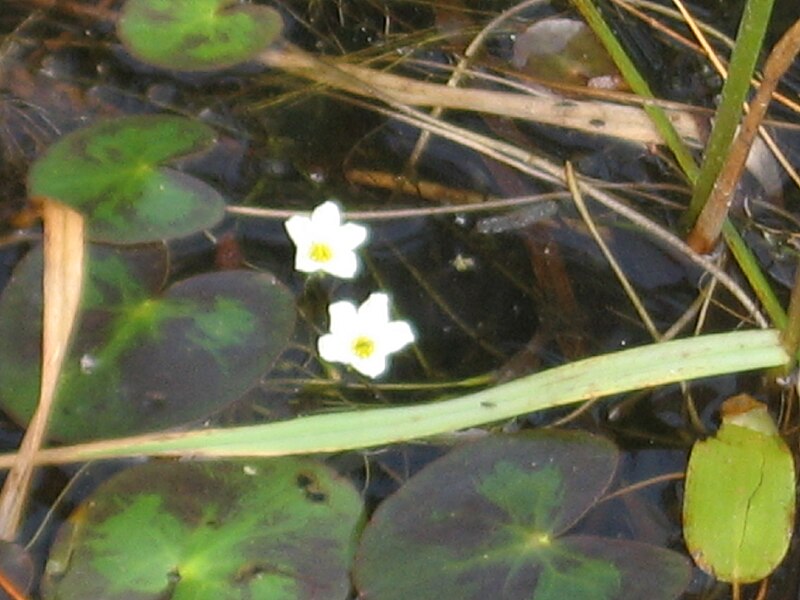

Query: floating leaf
<box><xmin>355</xmin><ymin>431</ymin><xmax>690</xmax><ymax>600</ymax></box>
<box><xmin>0</xmin><ymin>245</ymin><xmax>295</xmax><ymax>441</ymax></box>
<box><xmin>43</xmin><ymin>459</ymin><xmax>363</xmax><ymax>599</ymax></box>
<box><xmin>683</xmin><ymin>394</ymin><xmax>796</xmax><ymax>583</ymax></box>
<box><xmin>118</xmin><ymin>0</ymin><xmax>284</xmax><ymax>72</ymax></box>
<box><xmin>28</xmin><ymin>115</ymin><xmax>225</xmax><ymax>244</ymax></box>
<box><xmin>511</xmin><ymin>18</ymin><xmax>622</xmax><ymax>89</ymax></box>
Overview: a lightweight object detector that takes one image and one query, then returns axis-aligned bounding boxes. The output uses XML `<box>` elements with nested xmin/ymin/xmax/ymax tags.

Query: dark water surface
<box><xmin>0</xmin><ymin>1</ymin><xmax>798</xmax><ymax>598</ymax></box>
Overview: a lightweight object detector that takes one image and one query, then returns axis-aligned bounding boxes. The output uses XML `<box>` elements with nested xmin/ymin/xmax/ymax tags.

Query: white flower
<box><xmin>318</xmin><ymin>293</ymin><xmax>415</xmax><ymax>378</ymax></box>
<box><xmin>284</xmin><ymin>201</ymin><xmax>368</xmax><ymax>279</ymax></box>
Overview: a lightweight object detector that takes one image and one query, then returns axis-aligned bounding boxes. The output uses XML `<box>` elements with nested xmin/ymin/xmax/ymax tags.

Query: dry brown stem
<box><xmin>258</xmin><ymin>44</ymin><xmax>704</xmax><ymax>146</ymax></box>
<box><xmin>0</xmin><ymin>201</ymin><xmax>84</xmax><ymax>540</ymax></box>
<box><xmin>687</xmin><ymin>19</ymin><xmax>800</xmax><ymax>253</ymax></box>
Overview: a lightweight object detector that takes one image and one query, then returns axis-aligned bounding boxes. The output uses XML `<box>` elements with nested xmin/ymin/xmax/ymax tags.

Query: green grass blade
<box><xmin>570</xmin><ymin>0</ymin><xmax>700</xmax><ymax>182</ymax></box>
<box><xmin>3</xmin><ymin>330</ymin><xmax>786</xmax><ymax>466</ymax></box>
<box><xmin>723</xmin><ymin>221</ymin><xmax>787</xmax><ymax>328</ymax></box>
<box><xmin>574</xmin><ymin>0</ymin><xmax>782</xmax><ymax>331</ymax></box>
<box><xmin>686</xmin><ymin>0</ymin><xmax>775</xmax><ymax>223</ymax></box>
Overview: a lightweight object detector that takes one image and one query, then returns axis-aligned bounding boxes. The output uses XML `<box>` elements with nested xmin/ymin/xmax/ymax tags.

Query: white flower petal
<box><xmin>310</xmin><ymin>201</ymin><xmax>343</xmax><ymax>229</ymax></box>
<box><xmin>284</xmin><ymin>215</ymin><xmax>313</xmax><ymax>246</ymax></box>
<box><xmin>318</xmin><ymin>333</ymin><xmax>353</xmax><ymax>363</ymax></box>
<box><xmin>358</xmin><ymin>293</ymin><xmax>390</xmax><ymax>325</ymax></box>
<box><xmin>377</xmin><ymin>321</ymin><xmax>415</xmax><ymax>354</ymax></box>
<box><xmin>327</xmin><ymin>301</ymin><xmax>358</xmax><ymax>334</ymax></box>
<box><xmin>338</xmin><ymin>223</ymin><xmax>369</xmax><ymax>250</ymax></box>
<box><xmin>284</xmin><ymin>201</ymin><xmax>369</xmax><ymax>279</ymax></box>
<box><xmin>294</xmin><ymin>252</ymin><xmax>322</xmax><ymax>274</ymax></box>
<box><xmin>317</xmin><ymin>292</ymin><xmax>415</xmax><ymax>378</ymax></box>
<box><xmin>351</xmin><ymin>353</ymin><xmax>389</xmax><ymax>378</ymax></box>
<box><xmin>323</xmin><ymin>251</ymin><xmax>359</xmax><ymax>279</ymax></box>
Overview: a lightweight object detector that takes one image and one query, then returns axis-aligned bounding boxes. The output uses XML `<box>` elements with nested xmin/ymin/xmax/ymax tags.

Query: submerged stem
<box><xmin>780</xmin><ymin>258</ymin><xmax>800</xmax><ymax>367</ymax></box>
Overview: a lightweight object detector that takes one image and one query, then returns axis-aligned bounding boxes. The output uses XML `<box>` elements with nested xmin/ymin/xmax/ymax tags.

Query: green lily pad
<box><xmin>355</xmin><ymin>431</ymin><xmax>691</xmax><ymax>600</ymax></box>
<box><xmin>0</xmin><ymin>245</ymin><xmax>295</xmax><ymax>441</ymax></box>
<box><xmin>118</xmin><ymin>0</ymin><xmax>284</xmax><ymax>72</ymax></box>
<box><xmin>28</xmin><ymin>115</ymin><xmax>226</xmax><ymax>244</ymax></box>
<box><xmin>42</xmin><ymin>459</ymin><xmax>363</xmax><ymax>599</ymax></box>
<box><xmin>683</xmin><ymin>394</ymin><xmax>796</xmax><ymax>583</ymax></box>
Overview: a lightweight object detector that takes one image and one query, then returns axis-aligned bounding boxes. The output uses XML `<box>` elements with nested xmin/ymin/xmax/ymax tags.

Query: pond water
<box><xmin>0</xmin><ymin>0</ymin><xmax>798</xmax><ymax>598</ymax></box>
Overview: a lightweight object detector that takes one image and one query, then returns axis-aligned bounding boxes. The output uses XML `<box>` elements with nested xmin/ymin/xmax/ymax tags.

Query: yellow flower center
<box><xmin>309</xmin><ymin>242</ymin><xmax>333</xmax><ymax>263</ymax></box>
<box><xmin>352</xmin><ymin>336</ymin><xmax>375</xmax><ymax>359</ymax></box>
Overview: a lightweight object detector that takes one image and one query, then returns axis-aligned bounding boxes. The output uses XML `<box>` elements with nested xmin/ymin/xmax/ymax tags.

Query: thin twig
<box><xmin>407</xmin><ymin>0</ymin><xmax>548</xmax><ymax>169</ymax></box>
<box><xmin>324</xmin><ymin>86</ymin><xmax>767</xmax><ymax>326</ymax></box>
<box><xmin>228</xmin><ymin>191</ymin><xmax>571</xmax><ymax>221</ymax></box>
<box><xmin>613</xmin><ymin>0</ymin><xmax>800</xmax><ymax>114</ymax></box>
<box><xmin>599</xmin><ymin>472</ymin><xmax>684</xmax><ymax>503</ymax></box>
<box><xmin>566</xmin><ymin>161</ymin><xmax>661</xmax><ymax>340</ymax></box>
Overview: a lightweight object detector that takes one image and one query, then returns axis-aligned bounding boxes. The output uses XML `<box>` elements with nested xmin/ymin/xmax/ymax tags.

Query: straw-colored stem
<box><xmin>258</xmin><ymin>44</ymin><xmax>703</xmax><ymax>146</ymax></box>
<box><xmin>687</xmin><ymin>17</ymin><xmax>800</xmax><ymax>252</ymax></box>
<box><xmin>0</xmin><ymin>202</ymin><xmax>84</xmax><ymax>540</ymax></box>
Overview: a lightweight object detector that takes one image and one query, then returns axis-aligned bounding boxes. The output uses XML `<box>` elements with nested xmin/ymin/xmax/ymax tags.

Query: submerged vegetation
<box><xmin>0</xmin><ymin>0</ymin><xmax>797</xmax><ymax>598</ymax></box>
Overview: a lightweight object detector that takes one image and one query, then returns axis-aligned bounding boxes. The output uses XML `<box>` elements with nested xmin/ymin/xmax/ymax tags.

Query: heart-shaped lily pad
<box><xmin>355</xmin><ymin>431</ymin><xmax>691</xmax><ymax>600</ymax></box>
<box><xmin>118</xmin><ymin>0</ymin><xmax>284</xmax><ymax>72</ymax></box>
<box><xmin>43</xmin><ymin>459</ymin><xmax>363</xmax><ymax>599</ymax></box>
<box><xmin>28</xmin><ymin>115</ymin><xmax>226</xmax><ymax>244</ymax></box>
<box><xmin>0</xmin><ymin>245</ymin><xmax>295</xmax><ymax>441</ymax></box>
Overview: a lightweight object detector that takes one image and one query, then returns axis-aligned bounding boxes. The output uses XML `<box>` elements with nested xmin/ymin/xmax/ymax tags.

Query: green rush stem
<box><xmin>570</xmin><ymin>0</ymin><xmax>700</xmax><ymax>182</ymax></box>
<box><xmin>685</xmin><ymin>0</ymin><xmax>775</xmax><ymax>224</ymax></box>
<box><xmin>266</xmin><ymin>373</ymin><xmax>496</xmax><ymax>392</ymax></box>
<box><xmin>575</xmin><ymin>0</ymin><xmax>784</xmax><ymax>333</ymax></box>
<box><xmin>723</xmin><ymin>221</ymin><xmax>787</xmax><ymax>329</ymax></box>
<box><xmin>0</xmin><ymin>330</ymin><xmax>786</xmax><ymax>467</ymax></box>
<box><xmin>780</xmin><ymin>257</ymin><xmax>800</xmax><ymax>367</ymax></box>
